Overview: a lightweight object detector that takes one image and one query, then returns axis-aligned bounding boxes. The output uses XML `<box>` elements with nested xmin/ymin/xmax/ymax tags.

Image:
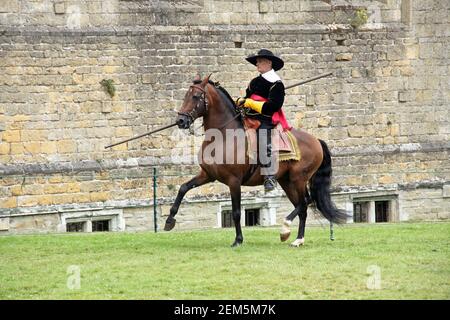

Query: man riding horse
<box><xmin>164</xmin><ymin>50</ymin><xmax>348</xmax><ymax>247</ymax></box>
<box><xmin>237</xmin><ymin>49</ymin><xmax>290</xmax><ymax>193</ymax></box>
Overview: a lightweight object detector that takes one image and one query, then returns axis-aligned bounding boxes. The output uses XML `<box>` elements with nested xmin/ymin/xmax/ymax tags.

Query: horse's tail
<box><xmin>309</xmin><ymin>139</ymin><xmax>349</xmax><ymax>224</ymax></box>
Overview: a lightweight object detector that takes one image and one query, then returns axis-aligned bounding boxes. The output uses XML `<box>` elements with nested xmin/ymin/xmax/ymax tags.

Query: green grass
<box><xmin>0</xmin><ymin>222</ymin><xmax>449</xmax><ymax>300</ymax></box>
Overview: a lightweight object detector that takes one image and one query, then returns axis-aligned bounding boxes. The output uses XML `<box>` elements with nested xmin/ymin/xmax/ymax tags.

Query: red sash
<box><xmin>249</xmin><ymin>94</ymin><xmax>292</xmax><ymax>131</ymax></box>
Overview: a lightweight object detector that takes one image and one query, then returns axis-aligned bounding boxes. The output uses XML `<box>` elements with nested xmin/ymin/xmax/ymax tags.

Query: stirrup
<box><xmin>264</xmin><ymin>176</ymin><xmax>277</xmax><ymax>192</ymax></box>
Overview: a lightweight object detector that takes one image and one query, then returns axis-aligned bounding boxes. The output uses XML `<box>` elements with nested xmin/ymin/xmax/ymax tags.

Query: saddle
<box><xmin>243</xmin><ymin>118</ymin><xmax>301</xmax><ymax>162</ymax></box>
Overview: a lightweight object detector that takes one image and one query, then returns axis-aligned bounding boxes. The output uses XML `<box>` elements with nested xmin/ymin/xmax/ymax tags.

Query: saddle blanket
<box><xmin>244</xmin><ymin>122</ymin><xmax>301</xmax><ymax>162</ymax></box>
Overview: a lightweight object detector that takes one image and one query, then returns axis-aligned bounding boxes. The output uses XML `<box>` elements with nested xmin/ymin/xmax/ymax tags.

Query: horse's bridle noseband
<box><xmin>178</xmin><ymin>84</ymin><xmax>208</xmax><ymax>124</ymax></box>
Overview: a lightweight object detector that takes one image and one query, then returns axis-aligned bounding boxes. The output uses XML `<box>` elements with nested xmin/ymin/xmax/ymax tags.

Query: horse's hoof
<box><xmin>280</xmin><ymin>220</ymin><xmax>292</xmax><ymax>242</ymax></box>
<box><xmin>231</xmin><ymin>241</ymin><xmax>243</xmax><ymax>248</ymax></box>
<box><xmin>280</xmin><ymin>232</ymin><xmax>291</xmax><ymax>242</ymax></box>
<box><xmin>289</xmin><ymin>238</ymin><xmax>305</xmax><ymax>247</ymax></box>
<box><xmin>163</xmin><ymin>217</ymin><xmax>176</xmax><ymax>231</ymax></box>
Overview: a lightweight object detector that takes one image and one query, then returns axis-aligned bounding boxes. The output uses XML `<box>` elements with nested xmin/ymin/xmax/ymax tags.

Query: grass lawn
<box><xmin>0</xmin><ymin>221</ymin><xmax>449</xmax><ymax>300</ymax></box>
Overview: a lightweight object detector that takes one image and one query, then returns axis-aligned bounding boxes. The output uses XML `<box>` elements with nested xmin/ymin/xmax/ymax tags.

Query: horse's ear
<box><xmin>201</xmin><ymin>73</ymin><xmax>213</xmax><ymax>86</ymax></box>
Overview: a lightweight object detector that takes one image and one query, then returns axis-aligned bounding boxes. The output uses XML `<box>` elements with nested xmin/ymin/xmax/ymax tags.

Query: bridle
<box><xmin>178</xmin><ymin>83</ymin><xmax>242</xmax><ymax>131</ymax></box>
<box><xmin>177</xmin><ymin>84</ymin><xmax>208</xmax><ymax>125</ymax></box>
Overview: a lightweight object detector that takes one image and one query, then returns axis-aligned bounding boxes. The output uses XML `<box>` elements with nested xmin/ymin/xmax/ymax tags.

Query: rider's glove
<box><xmin>243</xmin><ymin>98</ymin><xmax>264</xmax><ymax>114</ymax></box>
<box><xmin>236</xmin><ymin>97</ymin><xmax>246</xmax><ymax>107</ymax></box>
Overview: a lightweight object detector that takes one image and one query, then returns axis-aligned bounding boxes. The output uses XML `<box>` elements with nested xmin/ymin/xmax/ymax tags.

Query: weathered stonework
<box><xmin>0</xmin><ymin>0</ymin><xmax>448</xmax><ymax>234</ymax></box>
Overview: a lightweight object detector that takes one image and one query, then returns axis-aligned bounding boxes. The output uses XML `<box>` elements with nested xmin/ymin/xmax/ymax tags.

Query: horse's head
<box><xmin>177</xmin><ymin>74</ymin><xmax>210</xmax><ymax>129</ymax></box>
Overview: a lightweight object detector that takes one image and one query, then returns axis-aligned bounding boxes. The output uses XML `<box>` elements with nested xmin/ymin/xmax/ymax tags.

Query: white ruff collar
<box><xmin>261</xmin><ymin>69</ymin><xmax>281</xmax><ymax>83</ymax></box>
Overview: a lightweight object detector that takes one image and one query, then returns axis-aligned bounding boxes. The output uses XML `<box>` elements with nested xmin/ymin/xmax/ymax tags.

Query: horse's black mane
<box><xmin>193</xmin><ymin>79</ymin><xmax>240</xmax><ymax>119</ymax></box>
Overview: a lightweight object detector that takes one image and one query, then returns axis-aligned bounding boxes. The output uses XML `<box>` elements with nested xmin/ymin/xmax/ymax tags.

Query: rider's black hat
<box><xmin>245</xmin><ymin>49</ymin><xmax>284</xmax><ymax>71</ymax></box>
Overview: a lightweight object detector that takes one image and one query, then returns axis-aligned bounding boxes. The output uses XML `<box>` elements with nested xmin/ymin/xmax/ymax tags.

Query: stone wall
<box><xmin>0</xmin><ymin>0</ymin><xmax>448</xmax><ymax>234</ymax></box>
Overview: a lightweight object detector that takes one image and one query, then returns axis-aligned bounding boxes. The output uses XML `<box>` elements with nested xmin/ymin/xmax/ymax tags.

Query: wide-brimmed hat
<box><xmin>245</xmin><ymin>49</ymin><xmax>284</xmax><ymax>71</ymax></box>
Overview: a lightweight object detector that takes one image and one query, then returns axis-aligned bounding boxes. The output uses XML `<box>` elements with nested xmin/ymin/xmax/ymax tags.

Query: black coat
<box><xmin>245</xmin><ymin>75</ymin><xmax>285</xmax><ymax>124</ymax></box>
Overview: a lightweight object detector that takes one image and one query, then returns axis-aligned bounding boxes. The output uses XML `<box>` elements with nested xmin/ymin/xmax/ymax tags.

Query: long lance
<box><xmin>285</xmin><ymin>72</ymin><xmax>333</xmax><ymax>90</ymax></box>
<box><xmin>105</xmin><ymin>72</ymin><xmax>333</xmax><ymax>149</ymax></box>
<box><xmin>219</xmin><ymin>72</ymin><xmax>333</xmax><ymax>129</ymax></box>
<box><xmin>104</xmin><ymin>122</ymin><xmax>178</xmax><ymax>149</ymax></box>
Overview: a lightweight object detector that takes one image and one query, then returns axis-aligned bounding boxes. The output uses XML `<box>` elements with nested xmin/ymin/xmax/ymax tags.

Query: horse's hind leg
<box><xmin>280</xmin><ymin>178</ymin><xmax>309</xmax><ymax>247</ymax></box>
<box><xmin>278</xmin><ymin>178</ymin><xmax>300</xmax><ymax>242</ymax></box>
<box><xmin>290</xmin><ymin>202</ymin><xmax>307</xmax><ymax>247</ymax></box>
<box><xmin>164</xmin><ymin>169</ymin><xmax>212</xmax><ymax>231</ymax></box>
<box><xmin>290</xmin><ymin>187</ymin><xmax>311</xmax><ymax>247</ymax></box>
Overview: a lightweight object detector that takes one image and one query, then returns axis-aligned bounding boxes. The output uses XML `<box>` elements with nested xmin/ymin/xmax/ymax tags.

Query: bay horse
<box><xmin>164</xmin><ymin>75</ymin><xmax>348</xmax><ymax>247</ymax></box>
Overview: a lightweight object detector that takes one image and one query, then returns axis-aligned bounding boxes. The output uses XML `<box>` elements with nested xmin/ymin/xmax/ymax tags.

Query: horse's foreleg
<box><xmin>164</xmin><ymin>170</ymin><xmax>212</xmax><ymax>231</ymax></box>
<box><xmin>229</xmin><ymin>182</ymin><xmax>243</xmax><ymax>247</ymax></box>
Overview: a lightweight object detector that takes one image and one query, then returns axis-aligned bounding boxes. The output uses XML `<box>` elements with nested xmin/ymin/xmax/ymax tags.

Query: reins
<box><xmin>218</xmin><ymin>111</ymin><xmax>243</xmax><ymax>130</ymax></box>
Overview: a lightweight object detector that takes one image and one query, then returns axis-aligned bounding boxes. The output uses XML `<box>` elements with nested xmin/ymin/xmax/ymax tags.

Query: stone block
<box><xmin>398</xmin><ymin>90</ymin><xmax>414</xmax><ymax>102</ymax></box>
<box><xmin>54</xmin><ymin>2</ymin><xmax>66</xmax><ymax>14</ymax></box>
<box><xmin>17</xmin><ymin>195</ymin><xmax>40</xmax><ymax>207</ymax></box>
<box><xmin>399</xmin><ymin>66</ymin><xmax>414</xmax><ymax>76</ymax></box>
<box><xmin>23</xmin><ymin>142</ymin><xmax>41</xmax><ymax>154</ymax></box>
<box><xmin>335</xmin><ymin>53</ymin><xmax>353</xmax><ymax>61</ymax></box>
<box><xmin>57</xmin><ymin>140</ymin><xmax>77</xmax><ymax>153</ymax></box>
<box><xmin>0</xmin><ymin>0</ymin><xmax>19</xmax><ymax>13</ymax></box>
<box><xmin>318</xmin><ymin>117</ymin><xmax>331</xmax><ymax>128</ymax></box>
<box><xmin>347</xmin><ymin>126</ymin><xmax>375</xmax><ymax>138</ymax></box>
<box><xmin>0</xmin><ymin>142</ymin><xmax>10</xmax><ymax>155</ymax></box>
<box><xmin>72</xmin><ymin>193</ymin><xmax>91</xmax><ymax>203</ymax></box>
<box><xmin>0</xmin><ymin>217</ymin><xmax>9</xmax><ymax>231</ymax></box>
<box><xmin>1</xmin><ymin>197</ymin><xmax>16</xmax><ymax>208</ymax></box>
<box><xmin>443</xmin><ymin>185</ymin><xmax>450</xmax><ymax>198</ymax></box>
<box><xmin>419</xmin><ymin>45</ymin><xmax>433</xmax><ymax>59</ymax></box>
<box><xmin>102</xmin><ymin>101</ymin><xmax>112</xmax><ymax>113</ymax></box>
<box><xmin>306</xmin><ymin>95</ymin><xmax>315</xmax><ymax>106</ymax></box>
<box><xmin>141</xmin><ymin>74</ymin><xmax>156</xmax><ymax>85</ymax></box>
<box><xmin>258</xmin><ymin>0</ymin><xmax>271</xmax><ymax>13</ymax></box>
<box><xmin>387</xmin><ymin>45</ymin><xmax>405</xmax><ymax>61</ymax></box>
<box><xmin>2</xmin><ymin>130</ymin><xmax>20</xmax><ymax>143</ymax></box>
<box><xmin>115</xmin><ymin>127</ymin><xmax>133</xmax><ymax>138</ymax></box>
<box><xmin>90</xmin><ymin>191</ymin><xmax>109</xmax><ymax>202</ymax></box>
<box><xmin>44</xmin><ymin>184</ymin><xmax>66</xmax><ymax>195</ymax></box>
<box><xmin>9</xmin><ymin>143</ymin><xmax>24</xmax><ymax>155</ymax></box>
<box><xmin>351</xmin><ymin>69</ymin><xmax>362</xmax><ymax>78</ymax></box>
